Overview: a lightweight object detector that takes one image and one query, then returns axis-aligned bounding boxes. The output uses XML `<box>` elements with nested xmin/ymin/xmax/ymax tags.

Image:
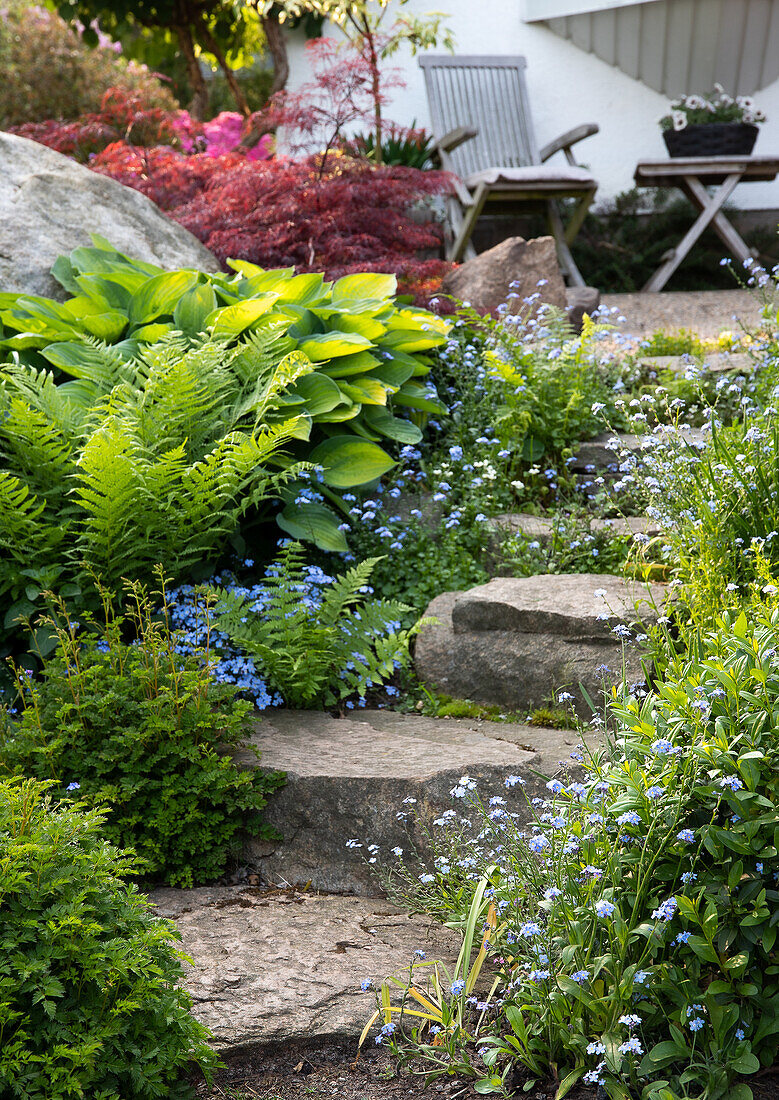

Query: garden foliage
<box><xmin>0</xmin><ymin>775</ymin><xmax>218</xmax><ymax>1098</ymax></box>
<box><xmin>164</xmin><ymin>542</ymin><xmax>417</xmax><ymax>709</ymax></box>
<box><xmin>212</xmin><ymin>541</ymin><xmax>415</xmax><ymax>707</ymax></box>
<box><xmin>372</xmin><ymin>608</ymin><xmax>779</xmax><ymax>1099</ymax></box>
<box><xmin>87</xmin><ymin>146</ymin><xmax>453</xmax><ymax>302</ymax></box>
<box><xmin>0</xmin><ymin>1</ymin><xmax>174</xmax><ymax>130</ymax></box>
<box><xmin>0</xmin><ymin>319</ymin><xmax>307</xmax><ymax>640</ymax></box>
<box><xmin>0</xmin><ymin>578</ymin><xmax>283</xmax><ymax>887</ymax></box>
<box><xmin>0</xmin><ymin>239</ymin><xmax>448</xmax><ymax>611</ymax></box>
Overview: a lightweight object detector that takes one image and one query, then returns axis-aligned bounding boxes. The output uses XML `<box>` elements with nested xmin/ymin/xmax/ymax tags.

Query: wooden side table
<box><xmin>633</xmin><ymin>156</ymin><xmax>779</xmax><ymax>291</ymax></box>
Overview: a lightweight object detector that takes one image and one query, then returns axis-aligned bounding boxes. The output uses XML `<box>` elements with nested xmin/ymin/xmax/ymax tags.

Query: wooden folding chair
<box><xmin>419</xmin><ymin>55</ymin><xmax>599</xmax><ymax>285</ymax></box>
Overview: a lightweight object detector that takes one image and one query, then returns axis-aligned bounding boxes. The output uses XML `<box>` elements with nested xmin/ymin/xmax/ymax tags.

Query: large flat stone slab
<box><xmin>236</xmin><ymin>710</ymin><xmax>576</xmax><ymax>895</ymax></box>
<box><xmin>488</xmin><ymin>512</ymin><xmax>660</xmax><ymax>546</ymax></box>
<box><xmin>415</xmin><ymin>574</ymin><xmax>664</xmax><ymax>716</ymax></box>
<box><xmin>0</xmin><ymin>131</ymin><xmax>218</xmax><ymax>298</ymax></box>
<box><xmin>571</xmin><ymin>427</ymin><xmax>707</xmax><ymax>473</ymax></box>
<box><xmin>452</xmin><ymin>574</ymin><xmax>663</xmax><ymax>636</ymax></box>
<box><xmin>151</xmin><ymin>887</ymin><xmax>459</xmax><ymax>1054</ymax></box>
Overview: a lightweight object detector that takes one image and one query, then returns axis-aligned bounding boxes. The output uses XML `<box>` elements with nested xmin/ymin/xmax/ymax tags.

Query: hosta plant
<box><xmin>0</xmin><ymin>236</ymin><xmax>449</xmax><ymax>550</ymax></box>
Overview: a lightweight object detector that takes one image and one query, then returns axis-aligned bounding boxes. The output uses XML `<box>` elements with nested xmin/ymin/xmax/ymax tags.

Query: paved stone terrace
<box><xmin>602</xmin><ymin>288</ymin><xmax>771</xmax><ymax>340</ymax></box>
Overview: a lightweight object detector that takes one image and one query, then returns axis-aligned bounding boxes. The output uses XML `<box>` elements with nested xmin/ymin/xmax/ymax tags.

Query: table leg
<box><xmin>642</xmin><ymin>172</ymin><xmax>742</xmax><ymax>292</ymax></box>
<box><xmin>682</xmin><ymin>174</ymin><xmax>757</xmax><ymax>267</ymax></box>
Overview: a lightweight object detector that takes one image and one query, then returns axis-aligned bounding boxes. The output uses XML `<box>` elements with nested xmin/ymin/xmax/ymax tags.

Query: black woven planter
<box><xmin>663</xmin><ymin>122</ymin><xmax>758</xmax><ymax>157</ymax></box>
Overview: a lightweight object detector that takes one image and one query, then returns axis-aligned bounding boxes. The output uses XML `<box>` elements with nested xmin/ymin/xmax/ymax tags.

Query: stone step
<box><xmin>639</xmin><ymin>351</ymin><xmax>754</xmax><ymax>375</ymax></box>
<box><xmin>233</xmin><ymin>709</ymin><xmax>579</xmax><ymax>896</ymax></box>
<box><xmin>150</xmin><ymin>886</ymin><xmax>459</xmax><ymax>1055</ymax></box>
<box><xmin>488</xmin><ymin>512</ymin><xmax>660</xmax><ymax>546</ymax></box>
<box><xmin>571</xmin><ymin>426</ymin><xmax>707</xmax><ymax>473</ymax></box>
<box><xmin>415</xmin><ymin>573</ymin><xmax>665</xmax><ymax>716</ymax></box>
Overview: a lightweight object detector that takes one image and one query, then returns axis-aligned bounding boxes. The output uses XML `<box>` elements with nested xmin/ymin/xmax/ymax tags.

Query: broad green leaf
<box><xmin>362</xmin><ymin>405</ymin><xmax>423</xmax><ymax>443</ymax></box>
<box><xmin>290</xmin><ymin>373</ymin><xmax>344</xmax><ymax>417</ymax></box>
<box><xmin>310</xmin><ymin>436</ymin><xmax>395</xmax><ymax>488</ymax></box>
<box><xmin>331</xmin><ymin>272</ymin><xmax>397</xmax><ymax>305</ymax></box>
<box><xmin>371</xmin><ymin>359</ymin><xmax>416</xmax><ymax>388</ymax></box>
<box><xmin>41</xmin><ymin>341</ymin><xmax>116</xmax><ymax>380</ymax></box>
<box><xmin>392</xmin><ymin>381</ymin><xmax>447</xmax><ymax>413</ymax></box>
<box><xmin>380</xmin><ymin>327</ymin><xmax>448</xmax><ymax>352</ymax></box>
<box><xmin>313</xmin><ymin>401</ymin><xmax>361</xmax><ymax>423</ymax></box>
<box><xmin>131</xmin><ymin>322</ymin><xmax>174</xmax><ymax>343</ymax></box>
<box><xmin>173</xmin><ymin>284</ymin><xmax>218</xmax><ymax>335</ymax></box>
<box><xmin>339</xmin><ymin>377</ymin><xmax>390</xmax><ymax>405</ymax></box>
<box><xmin>277</xmin><ymin>502</ymin><xmax>348</xmax><ymax>552</ymax></box>
<box><xmin>320</xmin><ymin>350</ymin><xmax>382</xmax><ymax>377</ymax></box>
<box><xmin>128</xmin><ymin>271</ymin><xmax>200</xmax><ymax>325</ymax></box>
<box><xmin>50</xmin><ymin>255</ymin><xmax>82</xmax><ymax>296</ymax></box>
<box><xmin>207</xmin><ymin>296</ymin><xmax>279</xmax><ymax>338</ymax></box>
<box><xmin>75</xmin><ymin>273</ymin><xmax>147</xmax><ymax>310</ymax></box>
<box><xmin>298</xmin><ymin>332</ymin><xmax>373</xmax><ymax>361</ymax></box>
<box><xmin>328</xmin><ymin>313</ymin><xmax>386</xmax><ymax>341</ymax></box>
<box><xmin>730</xmin><ymin>1053</ymin><xmax>759</xmax><ymax>1074</ymax></box>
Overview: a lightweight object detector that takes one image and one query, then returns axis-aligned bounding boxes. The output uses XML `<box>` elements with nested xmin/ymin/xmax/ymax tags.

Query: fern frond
<box><xmin>318</xmin><ymin>557</ymin><xmax>382</xmax><ymax>627</ymax></box>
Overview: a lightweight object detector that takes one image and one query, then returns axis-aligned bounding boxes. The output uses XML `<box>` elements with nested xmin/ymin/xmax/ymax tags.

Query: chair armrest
<box><xmin>434</xmin><ymin>125</ymin><xmax>478</xmax><ymax>155</ymax></box>
<box><xmin>540</xmin><ymin>123</ymin><xmax>599</xmax><ymax>164</ymax></box>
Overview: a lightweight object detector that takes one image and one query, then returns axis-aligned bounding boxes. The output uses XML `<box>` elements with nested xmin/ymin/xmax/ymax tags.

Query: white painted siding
<box><xmin>284</xmin><ymin>0</ymin><xmax>779</xmax><ymax>211</ymax></box>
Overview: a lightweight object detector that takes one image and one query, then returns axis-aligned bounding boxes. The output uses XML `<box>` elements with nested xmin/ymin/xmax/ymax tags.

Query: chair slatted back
<box><xmin>419</xmin><ymin>55</ymin><xmax>540</xmax><ymax>177</ymax></box>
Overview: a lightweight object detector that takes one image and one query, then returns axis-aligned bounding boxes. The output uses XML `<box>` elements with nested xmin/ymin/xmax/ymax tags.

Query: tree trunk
<box><xmin>198</xmin><ymin>19</ymin><xmax>251</xmax><ymax>116</ymax></box>
<box><xmin>262</xmin><ymin>15</ymin><xmax>289</xmax><ymax>97</ymax></box>
<box><xmin>174</xmin><ymin>21</ymin><xmax>209</xmax><ymax>120</ymax></box>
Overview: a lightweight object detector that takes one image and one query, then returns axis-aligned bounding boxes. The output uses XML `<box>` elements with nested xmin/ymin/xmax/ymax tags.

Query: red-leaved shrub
<box><xmin>11</xmin><ymin>88</ymin><xmax>181</xmax><ymax>162</ymax></box>
<box><xmin>90</xmin><ymin>145</ymin><xmax>453</xmax><ymax>303</ymax></box>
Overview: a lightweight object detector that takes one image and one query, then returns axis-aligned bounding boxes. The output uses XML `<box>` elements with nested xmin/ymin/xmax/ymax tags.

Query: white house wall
<box><xmin>284</xmin><ymin>0</ymin><xmax>779</xmax><ymax>212</ymax></box>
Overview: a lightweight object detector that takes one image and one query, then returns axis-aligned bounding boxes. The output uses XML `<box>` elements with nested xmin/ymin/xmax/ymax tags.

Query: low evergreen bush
<box><xmin>0</xmin><ymin>775</ymin><xmax>218</xmax><ymax>1099</ymax></box>
<box><xmin>0</xmin><ymin>577</ymin><xmax>284</xmax><ymax>887</ymax></box>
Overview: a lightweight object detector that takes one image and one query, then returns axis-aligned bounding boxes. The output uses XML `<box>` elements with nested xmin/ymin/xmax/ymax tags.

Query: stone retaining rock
<box><xmin>0</xmin><ymin>131</ymin><xmax>218</xmax><ymax>298</ymax></box>
<box><xmin>415</xmin><ymin>574</ymin><xmax>664</xmax><ymax>715</ymax></box>
<box><xmin>440</xmin><ymin>236</ymin><xmax>566</xmax><ymax>318</ymax></box>
<box><xmin>234</xmin><ymin>709</ymin><xmax>579</xmax><ymax>896</ymax></box>
<box><xmin>151</xmin><ymin>886</ymin><xmax>460</xmax><ymax>1053</ymax></box>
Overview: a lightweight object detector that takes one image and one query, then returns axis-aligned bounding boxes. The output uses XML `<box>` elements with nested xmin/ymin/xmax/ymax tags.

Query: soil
<box><xmin>192</xmin><ymin>1039</ymin><xmax>779</xmax><ymax>1100</ymax></box>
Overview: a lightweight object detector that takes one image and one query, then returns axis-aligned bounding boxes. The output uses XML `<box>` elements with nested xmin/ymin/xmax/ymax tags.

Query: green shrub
<box><xmin>209</xmin><ymin>541</ymin><xmax>417</xmax><ymax>707</ymax></box>
<box><xmin>371</xmin><ymin>608</ymin><xmax>779</xmax><ymax>1099</ymax></box>
<box><xmin>0</xmin><ymin>577</ymin><xmax>283</xmax><ymax>887</ymax></box>
<box><xmin>0</xmin><ymin>327</ymin><xmax>305</xmax><ymax>642</ymax></box>
<box><xmin>0</xmin><ymin>775</ymin><xmax>218</xmax><ymax>1099</ymax></box>
<box><xmin>639</xmin><ymin>328</ymin><xmax>707</xmax><ymax>358</ymax></box>
<box><xmin>0</xmin><ymin>2</ymin><xmax>175</xmax><ymax>129</ymax></box>
<box><xmin>603</xmin><ymin>395</ymin><xmax>779</xmax><ymax>638</ymax></box>
<box><xmin>0</xmin><ymin>237</ymin><xmax>449</xmax><ymax>551</ymax></box>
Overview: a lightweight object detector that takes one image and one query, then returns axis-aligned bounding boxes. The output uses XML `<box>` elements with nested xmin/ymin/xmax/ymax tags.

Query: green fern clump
<box><xmin>210</xmin><ymin>542</ymin><xmax>417</xmax><ymax>707</ymax></box>
<box><xmin>0</xmin><ymin>331</ymin><xmax>307</xmax><ymax>643</ymax></box>
<box><xmin>0</xmin><ymin>236</ymin><xmax>450</xmax><ymax>551</ymax></box>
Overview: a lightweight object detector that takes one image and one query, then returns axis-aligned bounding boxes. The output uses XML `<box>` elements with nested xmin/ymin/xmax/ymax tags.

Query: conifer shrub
<box><xmin>0</xmin><ymin>578</ymin><xmax>284</xmax><ymax>888</ymax></box>
<box><xmin>0</xmin><ymin>775</ymin><xmax>218</xmax><ymax>1099</ymax></box>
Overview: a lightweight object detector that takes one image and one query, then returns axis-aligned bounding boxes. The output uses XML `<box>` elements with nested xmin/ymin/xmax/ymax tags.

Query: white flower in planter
<box><xmin>672</xmin><ymin>110</ymin><xmax>687</xmax><ymax>131</ymax></box>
